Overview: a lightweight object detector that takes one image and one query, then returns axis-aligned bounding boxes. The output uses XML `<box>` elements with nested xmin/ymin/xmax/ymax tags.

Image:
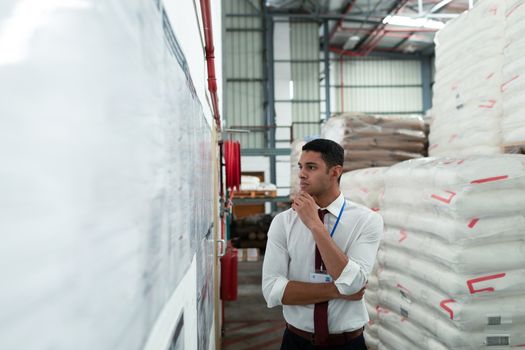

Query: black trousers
<box><xmin>280</xmin><ymin>329</ymin><xmax>368</xmax><ymax>350</ymax></box>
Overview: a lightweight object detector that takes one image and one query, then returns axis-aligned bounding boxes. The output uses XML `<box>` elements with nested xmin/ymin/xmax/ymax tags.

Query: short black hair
<box><xmin>302</xmin><ymin>138</ymin><xmax>344</xmax><ymax>169</ymax></box>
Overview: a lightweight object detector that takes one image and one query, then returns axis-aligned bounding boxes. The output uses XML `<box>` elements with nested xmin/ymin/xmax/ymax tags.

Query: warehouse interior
<box><xmin>1</xmin><ymin>0</ymin><xmax>524</xmax><ymax>349</ymax></box>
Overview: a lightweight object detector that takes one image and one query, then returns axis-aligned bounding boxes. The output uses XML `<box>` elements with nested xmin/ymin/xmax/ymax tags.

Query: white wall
<box><xmin>274</xmin><ymin>21</ymin><xmax>293</xmax><ymax>139</ymax></box>
<box><xmin>165</xmin><ymin>0</ymin><xmax>223</xmax><ymax>126</ymax></box>
<box><xmin>330</xmin><ymin>57</ymin><xmax>423</xmax><ymax>115</ymax></box>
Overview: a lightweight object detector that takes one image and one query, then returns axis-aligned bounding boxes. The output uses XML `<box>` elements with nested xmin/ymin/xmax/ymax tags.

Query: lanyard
<box><xmin>327</xmin><ymin>200</ymin><xmax>345</xmax><ymax>238</ymax></box>
<box><xmin>318</xmin><ymin>200</ymin><xmax>346</xmax><ymax>273</ymax></box>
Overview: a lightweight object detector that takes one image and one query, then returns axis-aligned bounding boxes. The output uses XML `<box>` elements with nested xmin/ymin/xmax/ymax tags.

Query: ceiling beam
<box><xmin>392</xmin><ymin>36</ymin><xmax>411</xmax><ymax>50</ymax></box>
<box><xmin>347</xmin><ymin>0</ymin><xmax>389</xmax><ymax>50</ymax></box>
<box><xmin>354</xmin><ymin>0</ymin><xmax>409</xmax><ymax>52</ymax></box>
<box><xmin>430</xmin><ymin>0</ymin><xmax>453</xmax><ymax>13</ymax></box>
<box><xmin>328</xmin><ymin>0</ymin><xmax>357</xmax><ymax>41</ymax></box>
<box><xmin>269</xmin><ymin>11</ymin><xmax>381</xmax><ymax>24</ymax></box>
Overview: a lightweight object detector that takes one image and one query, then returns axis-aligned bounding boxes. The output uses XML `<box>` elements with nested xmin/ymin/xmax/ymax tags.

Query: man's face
<box><xmin>297</xmin><ymin>151</ymin><xmax>332</xmax><ymax>197</ymax></box>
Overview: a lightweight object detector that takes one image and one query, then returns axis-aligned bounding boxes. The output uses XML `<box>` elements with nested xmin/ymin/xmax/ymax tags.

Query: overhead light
<box><xmin>403</xmin><ymin>44</ymin><xmax>417</xmax><ymax>53</ymax></box>
<box><xmin>289</xmin><ymin>80</ymin><xmax>294</xmax><ymax>100</ymax></box>
<box><xmin>343</xmin><ymin>35</ymin><xmax>360</xmax><ymax>50</ymax></box>
<box><xmin>383</xmin><ymin>15</ymin><xmax>446</xmax><ymax>30</ymax></box>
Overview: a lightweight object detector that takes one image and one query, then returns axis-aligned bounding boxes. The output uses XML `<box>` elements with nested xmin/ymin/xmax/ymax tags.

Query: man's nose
<box><xmin>299</xmin><ymin>168</ymin><xmax>306</xmax><ymax>179</ymax></box>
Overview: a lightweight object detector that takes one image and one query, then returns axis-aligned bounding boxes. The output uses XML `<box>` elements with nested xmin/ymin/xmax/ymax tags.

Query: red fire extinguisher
<box><xmin>220</xmin><ymin>244</ymin><xmax>238</xmax><ymax>301</ymax></box>
<box><xmin>220</xmin><ymin>140</ymin><xmax>240</xmax><ymax>301</ymax></box>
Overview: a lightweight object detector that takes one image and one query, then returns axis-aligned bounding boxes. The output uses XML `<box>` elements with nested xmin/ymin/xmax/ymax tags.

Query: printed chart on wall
<box><xmin>0</xmin><ymin>1</ymin><xmax>214</xmax><ymax>350</ymax></box>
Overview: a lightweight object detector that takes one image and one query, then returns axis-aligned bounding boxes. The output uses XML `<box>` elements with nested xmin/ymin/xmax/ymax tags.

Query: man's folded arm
<box><xmin>334</xmin><ymin>213</ymin><xmax>383</xmax><ymax>295</ymax></box>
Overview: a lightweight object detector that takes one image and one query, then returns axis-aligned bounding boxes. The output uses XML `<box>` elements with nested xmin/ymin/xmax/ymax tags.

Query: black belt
<box><xmin>286</xmin><ymin>323</ymin><xmax>364</xmax><ymax>347</ymax></box>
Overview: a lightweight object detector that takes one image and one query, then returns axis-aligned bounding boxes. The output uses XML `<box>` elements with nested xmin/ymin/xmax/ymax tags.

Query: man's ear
<box><xmin>331</xmin><ymin>165</ymin><xmax>343</xmax><ymax>180</ymax></box>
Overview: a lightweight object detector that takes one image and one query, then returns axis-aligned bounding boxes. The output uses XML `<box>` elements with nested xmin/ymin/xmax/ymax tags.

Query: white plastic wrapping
<box><xmin>379</xmin><ymin>289</ymin><xmax>525</xmax><ymax>349</ymax></box>
<box><xmin>431</xmin><ymin>0</ymin><xmax>525</xmax><ymax>155</ymax></box>
<box><xmin>322</xmin><ymin>114</ymin><xmax>426</xmax><ymax>172</ymax></box>
<box><xmin>430</xmin><ymin>0</ymin><xmax>506</xmax><ymax>156</ymax></box>
<box><xmin>381</xmin><ymin>207</ymin><xmax>525</xmax><ymax>246</ymax></box>
<box><xmin>381</xmin><ymin>155</ymin><xmax>525</xmax><ymax>219</ymax></box>
<box><xmin>378</xmin><ymin>248</ymin><xmax>525</xmax><ymax>298</ymax></box>
<box><xmin>290</xmin><ymin>139</ymin><xmax>306</xmax><ymax>199</ymax></box>
<box><xmin>377</xmin><ymin>308</ymin><xmax>449</xmax><ymax>350</ymax></box>
<box><xmin>375</xmin><ymin>155</ymin><xmax>525</xmax><ymax>350</ymax></box>
<box><xmin>0</xmin><ymin>1</ymin><xmax>214</xmax><ymax>350</ymax></box>
<box><xmin>336</xmin><ymin>166</ymin><xmax>386</xmax><ymax>349</ymax></box>
<box><xmin>379</xmin><ymin>270</ymin><xmax>525</xmax><ymax>330</ymax></box>
<box><xmin>382</xmin><ymin>227</ymin><xmax>525</xmax><ymax>273</ymax></box>
<box><xmin>340</xmin><ymin>167</ymin><xmax>387</xmax><ymax>210</ymax></box>
<box><xmin>377</xmin><ymin>326</ymin><xmax>420</xmax><ymax>350</ymax></box>
<box><xmin>502</xmin><ymin>0</ymin><xmax>525</xmax><ymax>145</ymax></box>
<box><xmin>363</xmin><ymin>264</ymin><xmax>382</xmax><ymax>349</ymax></box>
<box><xmin>364</xmin><ymin>332</ymin><xmax>379</xmax><ymax>350</ymax></box>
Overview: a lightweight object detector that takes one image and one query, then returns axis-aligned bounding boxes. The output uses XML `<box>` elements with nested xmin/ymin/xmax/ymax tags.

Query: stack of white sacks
<box><xmin>377</xmin><ymin>155</ymin><xmax>525</xmax><ymax>349</ymax></box>
<box><xmin>323</xmin><ymin>113</ymin><xmax>426</xmax><ymax>172</ymax></box>
<box><xmin>290</xmin><ymin>140</ymin><xmax>306</xmax><ymax>199</ymax></box>
<box><xmin>431</xmin><ymin>0</ymin><xmax>525</xmax><ymax>156</ymax></box>
<box><xmin>340</xmin><ymin>167</ymin><xmax>387</xmax><ymax>212</ymax></box>
<box><xmin>502</xmin><ymin>0</ymin><xmax>525</xmax><ymax>150</ymax></box>
<box><xmin>340</xmin><ymin>168</ymin><xmax>387</xmax><ymax>350</ymax></box>
<box><xmin>430</xmin><ymin>0</ymin><xmax>505</xmax><ymax>156</ymax></box>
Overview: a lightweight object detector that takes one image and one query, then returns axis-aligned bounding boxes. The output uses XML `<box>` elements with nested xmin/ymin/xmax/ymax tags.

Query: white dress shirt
<box><xmin>262</xmin><ymin>192</ymin><xmax>383</xmax><ymax>333</ymax></box>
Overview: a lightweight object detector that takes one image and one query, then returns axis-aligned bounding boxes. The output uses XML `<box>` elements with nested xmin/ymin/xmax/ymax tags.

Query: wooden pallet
<box><xmin>502</xmin><ymin>143</ymin><xmax>525</xmax><ymax>155</ymax></box>
<box><xmin>234</xmin><ymin>189</ymin><xmax>277</xmax><ymax>198</ymax></box>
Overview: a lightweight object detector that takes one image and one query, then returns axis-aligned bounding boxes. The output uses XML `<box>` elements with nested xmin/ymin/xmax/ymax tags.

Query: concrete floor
<box><xmin>223</xmin><ymin>260</ymin><xmax>285</xmax><ymax>350</ymax></box>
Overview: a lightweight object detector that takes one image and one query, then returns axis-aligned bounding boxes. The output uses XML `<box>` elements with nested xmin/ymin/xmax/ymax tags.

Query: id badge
<box><xmin>309</xmin><ymin>272</ymin><xmax>333</xmax><ymax>283</ymax></box>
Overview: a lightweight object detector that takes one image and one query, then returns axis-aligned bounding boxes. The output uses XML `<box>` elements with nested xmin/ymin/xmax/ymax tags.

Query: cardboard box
<box><xmin>237</xmin><ymin>248</ymin><xmax>260</xmax><ymax>262</ymax></box>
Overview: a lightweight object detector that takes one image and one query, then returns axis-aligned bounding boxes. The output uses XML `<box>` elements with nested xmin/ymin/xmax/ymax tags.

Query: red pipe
<box><xmin>199</xmin><ymin>0</ymin><xmax>221</xmax><ymax>130</ymax></box>
<box><xmin>363</xmin><ymin>28</ymin><xmax>389</xmax><ymax>55</ymax></box>
<box><xmin>330</xmin><ymin>46</ymin><xmax>364</xmax><ymax>57</ymax></box>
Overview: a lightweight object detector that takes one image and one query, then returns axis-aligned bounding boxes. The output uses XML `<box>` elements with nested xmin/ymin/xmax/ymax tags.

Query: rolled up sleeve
<box><xmin>262</xmin><ymin>214</ymin><xmax>290</xmax><ymax>308</ymax></box>
<box><xmin>334</xmin><ymin>212</ymin><xmax>383</xmax><ymax>295</ymax></box>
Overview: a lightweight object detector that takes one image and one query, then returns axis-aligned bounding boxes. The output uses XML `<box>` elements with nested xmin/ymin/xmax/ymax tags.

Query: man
<box><xmin>262</xmin><ymin>138</ymin><xmax>383</xmax><ymax>349</ymax></box>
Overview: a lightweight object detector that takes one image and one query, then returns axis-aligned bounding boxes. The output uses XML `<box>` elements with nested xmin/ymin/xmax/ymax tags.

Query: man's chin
<box><xmin>301</xmin><ymin>189</ymin><xmax>315</xmax><ymax>196</ymax></box>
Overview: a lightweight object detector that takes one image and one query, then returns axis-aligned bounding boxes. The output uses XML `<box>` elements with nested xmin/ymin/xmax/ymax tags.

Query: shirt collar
<box><xmin>320</xmin><ymin>192</ymin><xmax>345</xmax><ymax>217</ymax></box>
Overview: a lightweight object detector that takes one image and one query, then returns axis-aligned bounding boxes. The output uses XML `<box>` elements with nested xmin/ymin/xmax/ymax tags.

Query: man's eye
<box><xmin>309</xmin><ymin>166</ymin><xmax>315</xmax><ymax>170</ymax></box>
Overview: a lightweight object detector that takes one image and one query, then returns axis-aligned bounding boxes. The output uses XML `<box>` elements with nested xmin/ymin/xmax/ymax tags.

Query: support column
<box><xmin>421</xmin><ymin>55</ymin><xmax>432</xmax><ymax>114</ymax></box>
<box><xmin>263</xmin><ymin>5</ymin><xmax>277</xmax><ymax>211</ymax></box>
<box><xmin>323</xmin><ymin>20</ymin><xmax>331</xmax><ymax>120</ymax></box>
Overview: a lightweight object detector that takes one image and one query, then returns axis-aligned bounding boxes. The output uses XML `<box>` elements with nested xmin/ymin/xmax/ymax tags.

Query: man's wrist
<box><xmin>310</xmin><ymin>222</ymin><xmax>327</xmax><ymax>235</ymax></box>
<box><xmin>327</xmin><ymin>282</ymin><xmax>341</xmax><ymax>299</ymax></box>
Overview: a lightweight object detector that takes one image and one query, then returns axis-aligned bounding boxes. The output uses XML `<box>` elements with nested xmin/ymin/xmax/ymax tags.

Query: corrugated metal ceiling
<box><xmin>266</xmin><ymin>0</ymin><xmax>472</xmax><ymax>55</ymax></box>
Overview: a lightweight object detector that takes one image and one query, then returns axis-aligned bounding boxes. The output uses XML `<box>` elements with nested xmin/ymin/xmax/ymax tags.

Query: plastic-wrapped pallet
<box><xmin>377</xmin><ymin>308</ymin><xmax>449</xmax><ymax>350</ymax></box>
<box><xmin>290</xmin><ymin>140</ymin><xmax>306</xmax><ymax>199</ymax></box>
<box><xmin>377</xmin><ymin>155</ymin><xmax>525</xmax><ymax>349</ymax></box>
<box><xmin>340</xmin><ymin>167</ymin><xmax>387</xmax><ymax>211</ymax></box>
<box><xmin>363</xmin><ymin>265</ymin><xmax>381</xmax><ymax>350</ymax></box>
<box><xmin>502</xmin><ymin>0</ymin><xmax>525</xmax><ymax>150</ymax></box>
<box><xmin>340</xmin><ymin>167</ymin><xmax>387</xmax><ymax>349</ymax></box>
<box><xmin>430</xmin><ymin>0</ymin><xmax>506</xmax><ymax>156</ymax></box>
<box><xmin>322</xmin><ymin>113</ymin><xmax>426</xmax><ymax>172</ymax></box>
